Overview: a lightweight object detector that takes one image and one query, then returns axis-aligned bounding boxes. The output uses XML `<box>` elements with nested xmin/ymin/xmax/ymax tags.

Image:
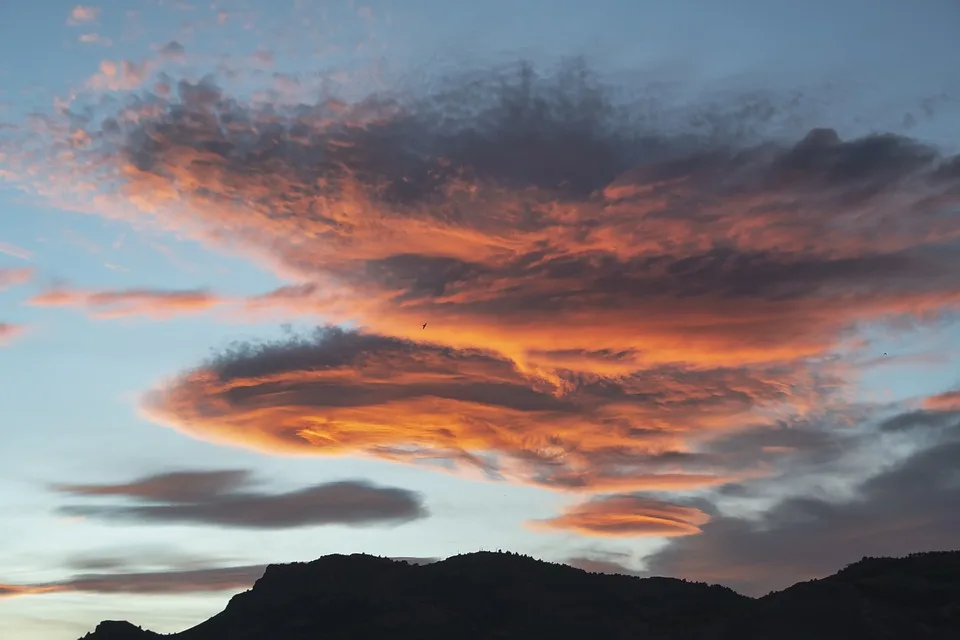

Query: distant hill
<box><xmin>80</xmin><ymin>550</ymin><xmax>960</xmax><ymax>640</ymax></box>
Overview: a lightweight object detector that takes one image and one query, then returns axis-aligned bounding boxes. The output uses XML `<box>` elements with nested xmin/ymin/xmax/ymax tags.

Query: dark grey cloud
<box><xmin>159</xmin><ymin>40</ymin><xmax>186</xmax><ymax>60</ymax></box>
<box><xmin>64</xmin><ymin>546</ymin><xmax>235</xmax><ymax>573</ymax></box>
<box><xmin>53</xmin><ymin>469</ymin><xmax>252</xmax><ymax>503</ymax></box>
<box><xmin>878</xmin><ymin>408</ymin><xmax>960</xmax><ymax>433</ymax></box>
<box><xmin>645</xmin><ymin>407</ymin><xmax>960</xmax><ymax>596</ymax></box>
<box><xmin>53</xmin><ymin>469</ymin><xmax>428</xmax><ymax>529</ymax></box>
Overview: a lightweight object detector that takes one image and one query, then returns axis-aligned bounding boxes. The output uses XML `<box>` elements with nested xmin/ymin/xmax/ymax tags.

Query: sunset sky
<box><xmin>2</xmin><ymin>0</ymin><xmax>960</xmax><ymax>637</ymax></box>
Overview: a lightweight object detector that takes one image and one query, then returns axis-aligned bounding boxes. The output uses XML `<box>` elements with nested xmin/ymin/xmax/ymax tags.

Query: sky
<box><xmin>1</xmin><ymin>0</ymin><xmax>960</xmax><ymax>637</ymax></box>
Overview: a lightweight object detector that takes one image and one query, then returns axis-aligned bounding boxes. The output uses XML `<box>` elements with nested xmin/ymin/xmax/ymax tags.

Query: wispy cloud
<box><xmin>52</xmin><ymin>469</ymin><xmax>429</xmax><ymax>529</ymax></box>
<box><xmin>0</xmin><ymin>565</ymin><xmax>265</xmax><ymax>600</ymax></box>
<box><xmin>28</xmin><ymin>286</ymin><xmax>223</xmax><ymax>319</ymax></box>
<box><xmin>0</xmin><ymin>242</ymin><xmax>31</xmax><ymax>261</ymax></box>
<box><xmin>24</xmin><ymin>282</ymin><xmax>350</xmax><ymax>321</ymax></box>
<box><xmin>78</xmin><ymin>33</ymin><xmax>112</xmax><ymax>46</ymax></box>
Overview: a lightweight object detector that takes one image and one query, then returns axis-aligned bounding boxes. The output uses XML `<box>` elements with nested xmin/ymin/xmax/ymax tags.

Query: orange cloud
<box><xmin>924</xmin><ymin>389</ymin><xmax>960</xmax><ymax>413</ymax></box>
<box><xmin>23</xmin><ymin>282</ymin><xmax>360</xmax><ymax>323</ymax></box>
<box><xmin>528</xmin><ymin>495</ymin><xmax>710</xmax><ymax>537</ymax></box>
<box><xmin>142</xmin><ymin>327</ymin><xmax>827</xmax><ymax>492</ymax></box>
<box><xmin>0</xmin><ymin>584</ymin><xmax>64</xmax><ymax>599</ymax></box>
<box><xmin>28</xmin><ymin>286</ymin><xmax>223</xmax><ymax>319</ymax></box>
<box><xmin>40</xmin><ymin>69</ymin><xmax>954</xmax><ymax>374</ymax></box>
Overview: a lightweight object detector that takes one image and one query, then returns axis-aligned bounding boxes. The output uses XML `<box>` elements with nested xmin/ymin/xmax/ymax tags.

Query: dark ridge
<box><xmin>79</xmin><ymin>550</ymin><xmax>960</xmax><ymax>640</ymax></box>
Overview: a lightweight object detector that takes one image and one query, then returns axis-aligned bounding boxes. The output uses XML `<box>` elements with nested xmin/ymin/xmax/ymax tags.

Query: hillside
<box><xmin>79</xmin><ymin>550</ymin><xmax>960</xmax><ymax>640</ymax></box>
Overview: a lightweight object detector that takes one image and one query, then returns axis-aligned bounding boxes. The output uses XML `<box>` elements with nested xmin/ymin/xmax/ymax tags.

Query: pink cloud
<box><xmin>68</xmin><ymin>5</ymin><xmax>100</xmax><ymax>25</ymax></box>
<box><xmin>0</xmin><ymin>323</ymin><xmax>27</xmax><ymax>346</ymax></box>
<box><xmin>0</xmin><ymin>267</ymin><xmax>32</xmax><ymax>290</ymax></box>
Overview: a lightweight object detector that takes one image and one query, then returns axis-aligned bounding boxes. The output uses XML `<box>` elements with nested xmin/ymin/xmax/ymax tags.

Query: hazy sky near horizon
<box><xmin>2</xmin><ymin>1</ymin><xmax>960</xmax><ymax>637</ymax></box>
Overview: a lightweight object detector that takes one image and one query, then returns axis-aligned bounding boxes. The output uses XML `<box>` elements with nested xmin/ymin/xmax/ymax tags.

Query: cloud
<box><xmin>28</xmin><ymin>286</ymin><xmax>223</xmax><ymax>319</ymax></box>
<box><xmin>87</xmin><ymin>59</ymin><xmax>155</xmax><ymax>92</ymax></box>
<box><xmin>924</xmin><ymin>389</ymin><xmax>960</xmax><ymax>413</ymax></box>
<box><xmin>52</xmin><ymin>469</ymin><xmax>428</xmax><ymax>528</ymax></box>
<box><xmin>78</xmin><ymin>33</ymin><xmax>112</xmax><ymax>46</ymax></box>
<box><xmin>159</xmin><ymin>41</ymin><xmax>186</xmax><ymax>61</ymax></box>
<box><xmin>64</xmin><ymin>547</ymin><xmax>224</xmax><ymax>573</ymax></box>
<box><xmin>0</xmin><ymin>323</ymin><xmax>27</xmax><ymax>346</ymax></box>
<box><xmin>5</xmin><ymin>58</ymin><xmax>960</xmax><ymax>540</ymax></box>
<box><xmin>645</xmin><ymin>406</ymin><xmax>960</xmax><ymax>596</ymax></box>
<box><xmin>24</xmin><ymin>283</ymin><xmax>349</xmax><ymax>321</ymax></box>
<box><xmin>0</xmin><ymin>242</ymin><xmax>31</xmax><ymax>261</ymax></box>
<box><xmin>1</xmin><ymin>552</ymin><xmax>437</xmax><ymax>600</ymax></box>
<box><xmin>52</xmin><ymin>469</ymin><xmax>251</xmax><ymax>502</ymax></box>
<box><xmin>529</xmin><ymin>495</ymin><xmax>710</xmax><ymax>537</ymax></box>
<box><xmin>251</xmin><ymin>49</ymin><xmax>274</xmax><ymax>66</ymax></box>
<box><xmin>0</xmin><ymin>565</ymin><xmax>265</xmax><ymax>599</ymax></box>
<box><xmin>5</xmin><ymin>62</ymin><xmax>958</xmax><ymax>369</ymax></box>
<box><xmin>142</xmin><ymin>326</ymin><xmax>830</xmax><ymax>492</ymax></box>
<box><xmin>16</xmin><ymin>63</ymin><xmax>953</xmax><ymax>371</ymax></box>
<box><xmin>0</xmin><ymin>267</ymin><xmax>32</xmax><ymax>290</ymax></box>
<box><xmin>68</xmin><ymin>5</ymin><xmax>100</xmax><ymax>25</ymax></box>
<box><xmin>0</xmin><ymin>584</ymin><xmax>62</xmax><ymax>598</ymax></box>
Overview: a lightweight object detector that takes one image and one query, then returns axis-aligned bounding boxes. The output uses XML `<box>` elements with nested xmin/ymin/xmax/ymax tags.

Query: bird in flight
<box><xmin>421</xmin><ymin>322</ymin><xmax>427</xmax><ymax>330</ymax></box>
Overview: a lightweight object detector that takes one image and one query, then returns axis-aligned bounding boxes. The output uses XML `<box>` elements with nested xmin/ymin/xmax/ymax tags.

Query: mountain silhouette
<box><xmin>79</xmin><ymin>550</ymin><xmax>960</xmax><ymax>639</ymax></box>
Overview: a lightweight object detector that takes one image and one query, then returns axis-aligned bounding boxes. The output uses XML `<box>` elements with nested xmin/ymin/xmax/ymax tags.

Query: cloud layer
<box><xmin>5</xmin><ymin>55</ymin><xmax>960</xmax><ymax>552</ymax></box>
<box><xmin>53</xmin><ymin>469</ymin><xmax>428</xmax><ymax>528</ymax></box>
